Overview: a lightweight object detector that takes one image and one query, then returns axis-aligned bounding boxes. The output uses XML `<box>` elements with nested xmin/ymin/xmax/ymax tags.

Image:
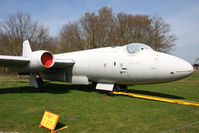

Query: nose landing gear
<box><xmin>108</xmin><ymin>84</ymin><xmax>127</xmax><ymax>96</ymax></box>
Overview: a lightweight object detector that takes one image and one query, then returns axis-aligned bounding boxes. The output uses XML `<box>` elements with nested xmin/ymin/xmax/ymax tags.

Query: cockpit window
<box><xmin>126</xmin><ymin>43</ymin><xmax>153</xmax><ymax>54</ymax></box>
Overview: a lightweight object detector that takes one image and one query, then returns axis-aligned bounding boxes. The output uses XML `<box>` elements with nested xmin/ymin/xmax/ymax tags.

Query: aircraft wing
<box><xmin>0</xmin><ymin>55</ymin><xmax>30</xmax><ymax>67</ymax></box>
<box><xmin>0</xmin><ymin>55</ymin><xmax>75</xmax><ymax>70</ymax></box>
<box><xmin>53</xmin><ymin>58</ymin><xmax>75</xmax><ymax>69</ymax></box>
<box><xmin>0</xmin><ymin>40</ymin><xmax>75</xmax><ymax>71</ymax></box>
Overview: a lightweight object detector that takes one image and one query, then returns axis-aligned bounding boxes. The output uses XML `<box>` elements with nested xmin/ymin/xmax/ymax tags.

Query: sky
<box><xmin>0</xmin><ymin>0</ymin><xmax>198</xmax><ymax>64</ymax></box>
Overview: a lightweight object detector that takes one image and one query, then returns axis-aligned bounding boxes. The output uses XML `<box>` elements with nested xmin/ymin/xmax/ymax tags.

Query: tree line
<box><xmin>0</xmin><ymin>7</ymin><xmax>176</xmax><ymax>56</ymax></box>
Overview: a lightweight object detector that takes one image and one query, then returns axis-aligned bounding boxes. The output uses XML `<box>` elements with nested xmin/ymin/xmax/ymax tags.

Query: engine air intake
<box><xmin>41</xmin><ymin>52</ymin><xmax>53</xmax><ymax>67</ymax></box>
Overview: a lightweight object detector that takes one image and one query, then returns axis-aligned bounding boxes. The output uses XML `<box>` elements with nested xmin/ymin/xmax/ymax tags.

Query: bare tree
<box><xmin>59</xmin><ymin>7</ymin><xmax>116</xmax><ymax>52</ymax></box>
<box><xmin>115</xmin><ymin>13</ymin><xmax>152</xmax><ymax>45</ymax></box>
<box><xmin>149</xmin><ymin>16</ymin><xmax>176</xmax><ymax>52</ymax></box>
<box><xmin>59</xmin><ymin>7</ymin><xmax>176</xmax><ymax>53</ymax></box>
<box><xmin>0</xmin><ymin>11</ymin><xmax>53</xmax><ymax>55</ymax></box>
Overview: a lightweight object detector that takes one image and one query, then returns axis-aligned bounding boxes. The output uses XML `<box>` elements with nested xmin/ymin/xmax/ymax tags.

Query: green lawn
<box><xmin>0</xmin><ymin>71</ymin><xmax>199</xmax><ymax>133</ymax></box>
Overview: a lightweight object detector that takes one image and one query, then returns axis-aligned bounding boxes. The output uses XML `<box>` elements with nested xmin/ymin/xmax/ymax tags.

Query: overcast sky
<box><xmin>0</xmin><ymin>0</ymin><xmax>198</xmax><ymax>63</ymax></box>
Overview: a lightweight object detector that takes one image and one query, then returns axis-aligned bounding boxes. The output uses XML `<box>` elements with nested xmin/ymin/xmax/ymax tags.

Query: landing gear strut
<box><xmin>91</xmin><ymin>82</ymin><xmax>97</xmax><ymax>90</ymax></box>
<box><xmin>30</xmin><ymin>74</ymin><xmax>45</xmax><ymax>92</ymax></box>
<box><xmin>108</xmin><ymin>84</ymin><xmax>122</xmax><ymax>96</ymax></box>
<box><xmin>36</xmin><ymin>75</ymin><xmax>44</xmax><ymax>91</ymax></box>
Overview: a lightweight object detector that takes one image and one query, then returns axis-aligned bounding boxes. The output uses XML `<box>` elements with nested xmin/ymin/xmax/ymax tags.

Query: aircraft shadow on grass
<box><xmin>0</xmin><ymin>82</ymin><xmax>185</xmax><ymax>99</ymax></box>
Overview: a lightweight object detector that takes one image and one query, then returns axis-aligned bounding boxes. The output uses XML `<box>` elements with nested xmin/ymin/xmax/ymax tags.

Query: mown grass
<box><xmin>0</xmin><ymin>71</ymin><xmax>199</xmax><ymax>133</ymax></box>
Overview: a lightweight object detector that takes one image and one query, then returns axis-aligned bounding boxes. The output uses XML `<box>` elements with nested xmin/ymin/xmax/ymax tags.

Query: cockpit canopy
<box><xmin>126</xmin><ymin>43</ymin><xmax>153</xmax><ymax>54</ymax></box>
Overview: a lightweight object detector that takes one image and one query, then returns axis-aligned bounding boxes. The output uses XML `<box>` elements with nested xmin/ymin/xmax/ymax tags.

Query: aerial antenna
<box><xmin>194</xmin><ymin>58</ymin><xmax>199</xmax><ymax>64</ymax></box>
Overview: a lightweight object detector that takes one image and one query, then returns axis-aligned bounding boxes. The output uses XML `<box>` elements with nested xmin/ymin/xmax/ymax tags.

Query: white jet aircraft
<box><xmin>0</xmin><ymin>40</ymin><xmax>193</xmax><ymax>92</ymax></box>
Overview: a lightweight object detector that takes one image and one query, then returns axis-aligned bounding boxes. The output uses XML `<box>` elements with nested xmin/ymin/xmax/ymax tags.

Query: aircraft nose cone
<box><xmin>157</xmin><ymin>52</ymin><xmax>193</xmax><ymax>81</ymax></box>
<box><xmin>174</xmin><ymin>58</ymin><xmax>193</xmax><ymax>77</ymax></box>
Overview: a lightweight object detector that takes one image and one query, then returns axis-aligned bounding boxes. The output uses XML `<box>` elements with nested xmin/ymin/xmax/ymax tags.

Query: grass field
<box><xmin>0</xmin><ymin>71</ymin><xmax>199</xmax><ymax>133</ymax></box>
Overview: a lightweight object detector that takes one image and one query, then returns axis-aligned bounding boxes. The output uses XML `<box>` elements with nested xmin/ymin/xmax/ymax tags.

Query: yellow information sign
<box><xmin>40</xmin><ymin>111</ymin><xmax>59</xmax><ymax>131</ymax></box>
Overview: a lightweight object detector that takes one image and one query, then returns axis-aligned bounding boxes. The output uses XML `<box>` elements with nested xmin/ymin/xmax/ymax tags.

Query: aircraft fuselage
<box><xmin>42</xmin><ymin>43</ymin><xmax>193</xmax><ymax>86</ymax></box>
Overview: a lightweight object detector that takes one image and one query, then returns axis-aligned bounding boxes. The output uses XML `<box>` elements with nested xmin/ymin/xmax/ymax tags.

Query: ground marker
<box><xmin>40</xmin><ymin>110</ymin><xmax>68</xmax><ymax>133</ymax></box>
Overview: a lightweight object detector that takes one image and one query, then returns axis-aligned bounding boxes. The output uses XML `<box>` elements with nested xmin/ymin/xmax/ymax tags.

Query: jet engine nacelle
<box><xmin>28</xmin><ymin>50</ymin><xmax>54</xmax><ymax>72</ymax></box>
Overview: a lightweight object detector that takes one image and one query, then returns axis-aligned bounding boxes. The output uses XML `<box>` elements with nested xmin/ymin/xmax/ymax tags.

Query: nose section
<box><xmin>174</xmin><ymin>58</ymin><xmax>193</xmax><ymax>77</ymax></box>
<box><xmin>157</xmin><ymin>52</ymin><xmax>193</xmax><ymax>82</ymax></box>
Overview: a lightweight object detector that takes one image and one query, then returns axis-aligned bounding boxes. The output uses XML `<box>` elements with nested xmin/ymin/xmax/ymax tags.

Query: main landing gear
<box><xmin>29</xmin><ymin>74</ymin><xmax>45</xmax><ymax>92</ymax></box>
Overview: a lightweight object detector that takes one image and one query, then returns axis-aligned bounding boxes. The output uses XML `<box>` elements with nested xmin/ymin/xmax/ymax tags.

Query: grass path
<box><xmin>0</xmin><ymin>71</ymin><xmax>199</xmax><ymax>133</ymax></box>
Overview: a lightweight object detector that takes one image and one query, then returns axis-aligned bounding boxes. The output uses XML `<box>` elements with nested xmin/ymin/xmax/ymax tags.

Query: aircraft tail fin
<box><xmin>22</xmin><ymin>40</ymin><xmax>32</xmax><ymax>57</ymax></box>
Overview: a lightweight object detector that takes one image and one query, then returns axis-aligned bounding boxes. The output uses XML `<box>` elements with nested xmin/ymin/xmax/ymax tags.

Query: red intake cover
<box><xmin>41</xmin><ymin>52</ymin><xmax>53</xmax><ymax>67</ymax></box>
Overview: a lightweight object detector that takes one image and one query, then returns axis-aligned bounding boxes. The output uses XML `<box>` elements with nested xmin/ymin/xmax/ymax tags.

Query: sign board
<box><xmin>40</xmin><ymin>111</ymin><xmax>59</xmax><ymax>131</ymax></box>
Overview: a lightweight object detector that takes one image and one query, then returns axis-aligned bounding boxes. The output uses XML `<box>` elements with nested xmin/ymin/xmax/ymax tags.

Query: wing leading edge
<box><xmin>53</xmin><ymin>58</ymin><xmax>75</xmax><ymax>69</ymax></box>
<box><xmin>0</xmin><ymin>55</ymin><xmax>29</xmax><ymax>67</ymax></box>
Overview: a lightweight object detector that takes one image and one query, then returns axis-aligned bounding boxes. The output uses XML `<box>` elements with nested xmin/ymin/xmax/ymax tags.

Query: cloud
<box><xmin>0</xmin><ymin>18</ymin><xmax>3</xmax><ymax>26</ymax></box>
